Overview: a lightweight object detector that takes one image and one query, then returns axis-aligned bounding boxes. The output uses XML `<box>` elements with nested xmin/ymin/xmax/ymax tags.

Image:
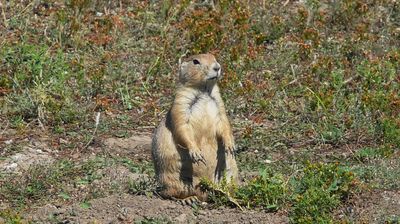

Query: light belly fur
<box><xmin>187</xmin><ymin>96</ymin><xmax>220</xmax><ymax>179</ymax></box>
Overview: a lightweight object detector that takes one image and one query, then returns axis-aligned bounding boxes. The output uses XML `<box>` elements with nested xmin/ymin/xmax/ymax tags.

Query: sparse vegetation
<box><xmin>134</xmin><ymin>217</ymin><xmax>173</xmax><ymax>224</ymax></box>
<box><xmin>201</xmin><ymin>162</ymin><xmax>357</xmax><ymax>222</ymax></box>
<box><xmin>236</xmin><ymin>169</ymin><xmax>287</xmax><ymax>211</ymax></box>
<box><xmin>289</xmin><ymin>162</ymin><xmax>356</xmax><ymax>223</ymax></box>
<box><xmin>0</xmin><ymin>0</ymin><xmax>399</xmax><ymax>222</ymax></box>
<box><xmin>0</xmin><ymin>157</ymin><xmax>148</xmax><ymax>208</ymax></box>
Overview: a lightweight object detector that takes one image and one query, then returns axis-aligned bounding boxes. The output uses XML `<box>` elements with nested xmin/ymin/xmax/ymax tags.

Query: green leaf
<box><xmin>76</xmin><ymin>179</ymin><xmax>89</xmax><ymax>185</ymax></box>
<box><xmin>58</xmin><ymin>192</ymin><xmax>70</xmax><ymax>200</ymax></box>
<box><xmin>80</xmin><ymin>202</ymin><xmax>91</xmax><ymax>209</ymax></box>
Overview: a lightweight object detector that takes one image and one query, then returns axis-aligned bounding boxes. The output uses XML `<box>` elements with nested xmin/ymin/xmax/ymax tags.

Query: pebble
<box><xmin>175</xmin><ymin>214</ymin><xmax>187</xmax><ymax>223</ymax></box>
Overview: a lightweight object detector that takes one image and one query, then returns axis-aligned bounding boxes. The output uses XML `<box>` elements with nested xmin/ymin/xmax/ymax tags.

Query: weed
<box><xmin>79</xmin><ymin>201</ymin><xmax>92</xmax><ymax>209</ymax></box>
<box><xmin>1</xmin><ymin>43</ymin><xmax>82</xmax><ymax>125</ymax></box>
<box><xmin>128</xmin><ymin>177</ymin><xmax>156</xmax><ymax>197</ymax></box>
<box><xmin>289</xmin><ymin>162</ymin><xmax>356</xmax><ymax>223</ymax></box>
<box><xmin>236</xmin><ymin>169</ymin><xmax>287</xmax><ymax>211</ymax></box>
<box><xmin>353</xmin><ymin>158</ymin><xmax>400</xmax><ymax>190</ymax></box>
<box><xmin>134</xmin><ymin>217</ymin><xmax>172</xmax><ymax>224</ymax></box>
<box><xmin>0</xmin><ymin>157</ymin><xmax>115</xmax><ymax>208</ymax></box>
<box><xmin>354</xmin><ymin>146</ymin><xmax>394</xmax><ymax>162</ymax></box>
<box><xmin>200</xmin><ymin>175</ymin><xmax>241</xmax><ymax>209</ymax></box>
<box><xmin>75</xmin><ymin>157</ymin><xmax>110</xmax><ymax>185</ymax></box>
<box><xmin>383</xmin><ymin>215</ymin><xmax>400</xmax><ymax>224</ymax></box>
<box><xmin>0</xmin><ymin>160</ymin><xmax>75</xmax><ymax>207</ymax></box>
<box><xmin>200</xmin><ymin>162</ymin><xmax>357</xmax><ymax>222</ymax></box>
<box><xmin>120</xmin><ymin>158</ymin><xmax>154</xmax><ymax>176</ymax></box>
<box><xmin>0</xmin><ymin>210</ymin><xmax>26</xmax><ymax>224</ymax></box>
<box><xmin>178</xmin><ymin>0</ymin><xmax>250</xmax><ymax>59</ymax></box>
<box><xmin>378</xmin><ymin>119</ymin><xmax>400</xmax><ymax>148</ymax></box>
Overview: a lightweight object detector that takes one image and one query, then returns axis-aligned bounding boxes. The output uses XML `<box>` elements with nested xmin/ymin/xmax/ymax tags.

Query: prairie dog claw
<box><xmin>189</xmin><ymin>150</ymin><xmax>206</xmax><ymax>165</ymax></box>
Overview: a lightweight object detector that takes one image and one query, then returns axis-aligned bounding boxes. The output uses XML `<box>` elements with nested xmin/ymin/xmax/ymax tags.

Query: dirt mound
<box><xmin>103</xmin><ymin>134</ymin><xmax>152</xmax><ymax>161</ymax></box>
<box><xmin>0</xmin><ymin>140</ymin><xmax>54</xmax><ymax>174</ymax></box>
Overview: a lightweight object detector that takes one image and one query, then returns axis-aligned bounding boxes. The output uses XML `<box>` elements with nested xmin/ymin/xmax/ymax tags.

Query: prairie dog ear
<box><xmin>178</xmin><ymin>61</ymin><xmax>189</xmax><ymax>82</ymax></box>
<box><xmin>178</xmin><ymin>51</ymin><xmax>189</xmax><ymax>70</ymax></box>
<box><xmin>180</xmin><ymin>61</ymin><xmax>189</xmax><ymax>68</ymax></box>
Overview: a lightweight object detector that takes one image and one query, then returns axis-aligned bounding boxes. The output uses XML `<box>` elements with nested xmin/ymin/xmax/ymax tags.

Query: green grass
<box><xmin>353</xmin><ymin>158</ymin><xmax>400</xmax><ymax>190</ymax></box>
<box><xmin>0</xmin><ymin>210</ymin><xmax>26</xmax><ymax>224</ymax></box>
<box><xmin>134</xmin><ymin>217</ymin><xmax>173</xmax><ymax>224</ymax></box>
<box><xmin>384</xmin><ymin>215</ymin><xmax>400</xmax><ymax>224</ymax></box>
<box><xmin>1</xmin><ymin>43</ymin><xmax>83</xmax><ymax>125</ymax></box>
<box><xmin>128</xmin><ymin>178</ymin><xmax>157</xmax><ymax>197</ymax></box>
<box><xmin>201</xmin><ymin>162</ymin><xmax>357</xmax><ymax>223</ymax></box>
<box><xmin>353</xmin><ymin>146</ymin><xmax>394</xmax><ymax>162</ymax></box>
<box><xmin>289</xmin><ymin>163</ymin><xmax>356</xmax><ymax>223</ymax></box>
<box><xmin>0</xmin><ymin>0</ymin><xmax>399</xmax><ymax>222</ymax></box>
<box><xmin>236</xmin><ymin>169</ymin><xmax>287</xmax><ymax>211</ymax></box>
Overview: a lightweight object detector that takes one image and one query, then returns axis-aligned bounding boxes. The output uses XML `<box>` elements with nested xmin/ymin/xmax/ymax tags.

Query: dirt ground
<box><xmin>341</xmin><ymin>189</ymin><xmax>400</xmax><ymax>223</ymax></box>
<box><xmin>27</xmin><ymin>194</ymin><xmax>289</xmax><ymax>223</ymax></box>
<box><xmin>1</xmin><ymin>133</ymin><xmax>399</xmax><ymax>223</ymax></box>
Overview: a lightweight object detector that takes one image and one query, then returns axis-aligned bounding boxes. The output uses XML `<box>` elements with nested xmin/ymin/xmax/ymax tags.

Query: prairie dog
<box><xmin>151</xmin><ymin>53</ymin><xmax>238</xmax><ymax>201</ymax></box>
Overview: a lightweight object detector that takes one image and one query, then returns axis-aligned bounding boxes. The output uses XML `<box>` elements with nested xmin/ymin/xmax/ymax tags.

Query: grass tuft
<box><xmin>201</xmin><ymin>162</ymin><xmax>357</xmax><ymax>222</ymax></box>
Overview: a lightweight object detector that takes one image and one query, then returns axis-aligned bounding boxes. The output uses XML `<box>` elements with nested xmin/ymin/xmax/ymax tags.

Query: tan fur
<box><xmin>152</xmin><ymin>53</ymin><xmax>238</xmax><ymax>201</ymax></box>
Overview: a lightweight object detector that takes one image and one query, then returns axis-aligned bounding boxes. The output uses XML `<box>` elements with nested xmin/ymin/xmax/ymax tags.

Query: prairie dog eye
<box><xmin>192</xmin><ymin>59</ymin><xmax>200</xmax><ymax>65</ymax></box>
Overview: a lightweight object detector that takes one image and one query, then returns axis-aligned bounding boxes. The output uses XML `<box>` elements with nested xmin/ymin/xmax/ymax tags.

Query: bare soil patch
<box><xmin>340</xmin><ymin>190</ymin><xmax>400</xmax><ymax>223</ymax></box>
<box><xmin>0</xmin><ymin>139</ymin><xmax>54</xmax><ymax>174</ymax></box>
<box><xmin>28</xmin><ymin>194</ymin><xmax>289</xmax><ymax>223</ymax></box>
<box><xmin>103</xmin><ymin>134</ymin><xmax>152</xmax><ymax>162</ymax></box>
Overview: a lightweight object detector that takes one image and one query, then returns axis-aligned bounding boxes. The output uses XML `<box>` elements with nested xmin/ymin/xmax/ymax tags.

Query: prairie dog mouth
<box><xmin>207</xmin><ymin>71</ymin><xmax>221</xmax><ymax>81</ymax></box>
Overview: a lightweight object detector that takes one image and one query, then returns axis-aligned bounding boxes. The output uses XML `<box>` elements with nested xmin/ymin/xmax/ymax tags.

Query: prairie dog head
<box><xmin>178</xmin><ymin>54</ymin><xmax>222</xmax><ymax>89</ymax></box>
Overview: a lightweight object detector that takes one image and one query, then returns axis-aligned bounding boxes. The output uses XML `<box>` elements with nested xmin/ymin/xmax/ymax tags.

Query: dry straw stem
<box><xmin>213</xmin><ymin>187</ymin><xmax>243</xmax><ymax>211</ymax></box>
<box><xmin>0</xmin><ymin>0</ymin><xmax>7</xmax><ymax>28</ymax></box>
<box><xmin>83</xmin><ymin>112</ymin><xmax>101</xmax><ymax>150</ymax></box>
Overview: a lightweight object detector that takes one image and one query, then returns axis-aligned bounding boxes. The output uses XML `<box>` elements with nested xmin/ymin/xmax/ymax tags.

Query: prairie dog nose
<box><xmin>213</xmin><ymin>63</ymin><xmax>221</xmax><ymax>72</ymax></box>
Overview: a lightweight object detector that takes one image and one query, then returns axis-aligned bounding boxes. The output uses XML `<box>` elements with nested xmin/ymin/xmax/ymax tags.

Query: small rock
<box><xmin>22</xmin><ymin>138</ymin><xmax>29</xmax><ymax>142</ymax></box>
<box><xmin>264</xmin><ymin>159</ymin><xmax>272</xmax><ymax>164</ymax></box>
<box><xmin>11</xmin><ymin>153</ymin><xmax>24</xmax><ymax>161</ymax></box>
<box><xmin>130</xmin><ymin>173</ymin><xmax>150</xmax><ymax>182</ymax></box>
<box><xmin>175</xmin><ymin>214</ymin><xmax>187</xmax><ymax>223</ymax></box>
<box><xmin>5</xmin><ymin>139</ymin><xmax>13</xmax><ymax>145</ymax></box>
<box><xmin>4</xmin><ymin>129</ymin><xmax>17</xmax><ymax>135</ymax></box>
<box><xmin>117</xmin><ymin>213</ymin><xmax>127</xmax><ymax>221</ymax></box>
<box><xmin>59</xmin><ymin>138</ymin><xmax>68</xmax><ymax>144</ymax></box>
<box><xmin>4</xmin><ymin>163</ymin><xmax>18</xmax><ymax>170</ymax></box>
<box><xmin>0</xmin><ymin>202</ymin><xmax>10</xmax><ymax>210</ymax></box>
<box><xmin>198</xmin><ymin>210</ymin><xmax>209</xmax><ymax>216</ymax></box>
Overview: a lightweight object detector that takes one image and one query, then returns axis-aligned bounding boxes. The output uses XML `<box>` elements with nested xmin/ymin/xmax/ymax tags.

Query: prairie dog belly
<box><xmin>189</xmin><ymin>94</ymin><xmax>220</xmax><ymax>135</ymax></box>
